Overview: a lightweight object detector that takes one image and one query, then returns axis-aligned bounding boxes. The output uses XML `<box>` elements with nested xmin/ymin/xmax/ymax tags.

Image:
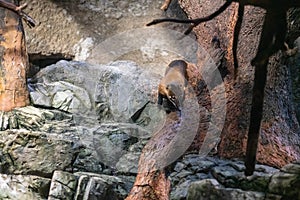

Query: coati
<box><xmin>158</xmin><ymin>60</ymin><xmax>188</xmax><ymax>112</ymax></box>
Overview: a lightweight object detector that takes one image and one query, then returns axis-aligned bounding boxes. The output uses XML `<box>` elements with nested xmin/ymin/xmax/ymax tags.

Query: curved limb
<box><xmin>0</xmin><ymin>0</ymin><xmax>36</xmax><ymax>28</ymax></box>
<box><xmin>147</xmin><ymin>1</ymin><xmax>233</xmax><ymax>35</ymax></box>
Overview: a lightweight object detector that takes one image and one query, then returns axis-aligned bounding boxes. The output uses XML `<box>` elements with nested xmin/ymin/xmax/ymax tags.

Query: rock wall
<box><xmin>20</xmin><ymin>0</ymin><xmax>194</xmax><ymax>68</ymax></box>
<box><xmin>0</xmin><ymin>61</ymin><xmax>299</xmax><ymax>199</ymax></box>
<box><xmin>288</xmin><ymin>37</ymin><xmax>300</xmax><ymax>123</ymax></box>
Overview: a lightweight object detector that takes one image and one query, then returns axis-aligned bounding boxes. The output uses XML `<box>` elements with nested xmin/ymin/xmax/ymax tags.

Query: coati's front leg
<box><xmin>284</xmin><ymin>42</ymin><xmax>298</xmax><ymax>57</ymax></box>
<box><xmin>158</xmin><ymin>93</ymin><xmax>164</xmax><ymax>105</ymax></box>
<box><xmin>158</xmin><ymin>92</ymin><xmax>173</xmax><ymax>114</ymax></box>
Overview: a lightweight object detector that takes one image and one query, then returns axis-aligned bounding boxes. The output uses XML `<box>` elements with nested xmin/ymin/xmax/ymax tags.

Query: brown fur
<box><xmin>158</xmin><ymin>60</ymin><xmax>188</xmax><ymax>111</ymax></box>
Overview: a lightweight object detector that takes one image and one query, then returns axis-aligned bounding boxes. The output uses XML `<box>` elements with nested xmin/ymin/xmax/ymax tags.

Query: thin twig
<box><xmin>147</xmin><ymin>1</ymin><xmax>232</xmax><ymax>35</ymax></box>
<box><xmin>0</xmin><ymin>0</ymin><xmax>36</xmax><ymax>28</ymax></box>
<box><xmin>232</xmin><ymin>3</ymin><xmax>244</xmax><ymax>77</ymax></box>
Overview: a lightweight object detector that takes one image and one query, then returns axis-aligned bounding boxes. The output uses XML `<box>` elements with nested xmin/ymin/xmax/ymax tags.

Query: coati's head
<box><xmin>165</xmin><ymin>83</ymin><xmax>185</xmax><ymax>111</ymax></box>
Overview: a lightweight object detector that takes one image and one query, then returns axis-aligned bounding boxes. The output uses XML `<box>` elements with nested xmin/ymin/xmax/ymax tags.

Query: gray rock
<box><xmin>174</xmin><ymin>162</ymin><xmax>186</xmax><ymax>172</ymax></box>
<box><xmin>0</xmin><ymin>129</ymin><xmax>77</xmax><ymax>176</ymax></box>
<box><xmin>93</xmin><ymin>60</ymin><xmax>162</xmax><ymax>123</ymax></box>
<box><xmin>48</xmin><ymin>171</ymin><xmax>131</xmax><ymax>200</ymax></box>
<box><xmin>182</xmin><ymin>154</ymin><xmax>216</xmax><ymax>172</ymax></box>
<box><xmin>268</xmin><ymin>171</ymin><xmax>300</xmax><ymax>198</ymax></box>
<box><xmin>187</xmin><ymin>179</ymin><xmax>223</xmax><ymax>200</ymax></box>
<box><xmin>27</xmin><ymin>60</ymin><xmax>168</xmax><ymax>174</ymax></box>
<box><xmin>0</xmin><ymin>111</ymin><xmax>18</xmax><ymax>130</ymax></box>
<box><xmin>176</xmin><ymin>170</ymin><xmax>193</xmax><ymax>179</ymax></box>
<box><xmin>171</xmin><ymin>180</ymin><xmax>193</xmax><ymax>200</ymax></box>
<box><xmin>0</xmin><ymin>106</ymin><xmax>71</xmax><ymax>131</ymax></box>
<box><xmin>211</xmin><ymin>165</ymin><xmax>272</xmax><ymax>192</ymax></box>
<box><xmin>264</xmin><ymin>193</ymin><xmax>283</xmax><ymax>200</ymax></box>
<box><xmin>48</xmin><ymin>171</ymin><xmax>77</xmax><ymax>200</ymax></box>
<box><xmin>91</xmin><ymin>122</ymin><xmax>160</xmax><ymax>174</ymax></box>
<box><xmin>72</xmin><ymin>145</ymin><xmax>104</xmax><ymax>173</ymax></box>
<box><xmin>0</xmin><ymin>174</ymin><xmax>50</xmax><ymax>200</ymax></box>
<box><xmin>254</xmin><ymin>164</ymin><xmax>280</xmax><ymax>174</ymax></box>
<box><xmin>281</xmin><ymin>163</ymin><xmax>300</xmax><ymax>174</ymax></box>
<box><xmin>169</xmin><ymin>155</ymin><xmax>282</xmax><ymax>200</ymax></box>
<box><xmin>211</xmin><ymin>165</ymin><xmax>240</xmax><ymax>183</ymax></box>
<box><xmin>29</xmin><ymin>61</ymin><xmax>100</xmax><ymax>116</ymax></box>
<box><xmin>116</xmin><ymin>152</ymin><xmax>141</xmax><ymax>173</ymax></box>
<box><xmin>74</xmin><ymin>172</ymin><xmax>129</xmax><ymax>200</ymax></box>
<box><xmin>29</xmin><ymin>60</ymin><xmax>164</xmax><ymax>128</ymax></box>
<box><xmin>187</xmin><ymin>179</ymin><xmax>266</xmax><ymax>200</ymax></box>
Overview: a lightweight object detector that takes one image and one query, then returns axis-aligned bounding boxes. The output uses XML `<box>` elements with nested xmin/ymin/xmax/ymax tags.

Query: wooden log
<box><xmin>0</xmin><ymin>0</ymin><xmax>29</xmax><ymax>111</ymax></box>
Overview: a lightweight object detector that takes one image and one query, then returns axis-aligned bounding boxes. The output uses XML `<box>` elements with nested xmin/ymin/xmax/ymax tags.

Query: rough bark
<box><xmin>0</xmin><ymin>0</ymin><xmax>29</xmax><ymax>111</ymax></box>
<box><xmin>179</xmin><ymin>0</ymin><xmax>300</xmax><ymax>168</ymax></box>
<box><xmin>126</xmin><ymin>63</ymin><xmax>203</xmax><ymax>199</ymax></box>
<box><xmin>125</xmin><ymin>114</ymin><xmax>177</xmax><ymax>200</ymax></box>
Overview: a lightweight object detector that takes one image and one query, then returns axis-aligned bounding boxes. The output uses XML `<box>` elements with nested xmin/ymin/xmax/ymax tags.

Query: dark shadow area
<box><xmin>28</xmin><ymin>53</ymin><xmax>74</xmax><ymax>78</ymax></box>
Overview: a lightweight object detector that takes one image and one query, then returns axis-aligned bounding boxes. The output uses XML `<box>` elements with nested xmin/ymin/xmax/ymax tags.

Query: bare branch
<box><xmin>245</xmin><ymin>8</ymin><xmax>287</xmax><ymax>176</ymax></box>
<box><xmin>147</xmin><ymin>1</ymin><xmax>232</xmax><ymax>35</ymax></box>
<box><xmin>0</xmin><ymin>0</ymin><xmax>36</xmax><ymax>28</ymax></box>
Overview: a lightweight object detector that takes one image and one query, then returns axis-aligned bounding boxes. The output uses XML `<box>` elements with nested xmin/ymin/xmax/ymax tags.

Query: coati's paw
<box><xmin>284</xmin><ymin>43</ymin><xmax>298</xmax><ymax>57</ymax></box>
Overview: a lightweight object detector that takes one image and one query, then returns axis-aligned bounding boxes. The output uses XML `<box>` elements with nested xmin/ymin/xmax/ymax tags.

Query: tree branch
<box><xmin>0</xmin><ymin>0</ymin><xmax>36</xmax><ymax>28</ymax></box>
<box><xmin>147</xmin><ymin>1</ymin><xmax>232</xmax><ymax>35</ymax></box>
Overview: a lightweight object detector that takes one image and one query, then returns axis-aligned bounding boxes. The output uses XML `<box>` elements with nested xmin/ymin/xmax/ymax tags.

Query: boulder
<box><xmin>0</xmin><ymin>174</ymin><xmax>50</xmax><ymax>200</ymax></box>
<box><xmin>48</xmin><ymin>171</ymin><xmax>131</xmax><ymax>200</ymax></box>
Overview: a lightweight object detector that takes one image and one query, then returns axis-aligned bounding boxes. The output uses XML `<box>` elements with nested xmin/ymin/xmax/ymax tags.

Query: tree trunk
<box><xmin>126</xmin><ymin>65</ymin><xmax>202</xmax><ymax>199</ymax></box>
<box><xmin>179</xmin><ymin>0</ymin><xmax>300</xmax><ymax>168</ymax></box>
<box><xmin>0</xmin><ymin>0</ymin><xmax>29</xmax><ymax>112</ymax></box>
<box><xmin>125</xmin><ymin>115</ymin><xmax>177</xmax><ymax>200</ymax></box>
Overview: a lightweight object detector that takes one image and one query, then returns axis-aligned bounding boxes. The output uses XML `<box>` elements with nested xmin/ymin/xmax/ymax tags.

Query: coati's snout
<box><xmin>165</xmin><ymin>83</ymin><xmax>185</xmax><ymax>110</ymax></box>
